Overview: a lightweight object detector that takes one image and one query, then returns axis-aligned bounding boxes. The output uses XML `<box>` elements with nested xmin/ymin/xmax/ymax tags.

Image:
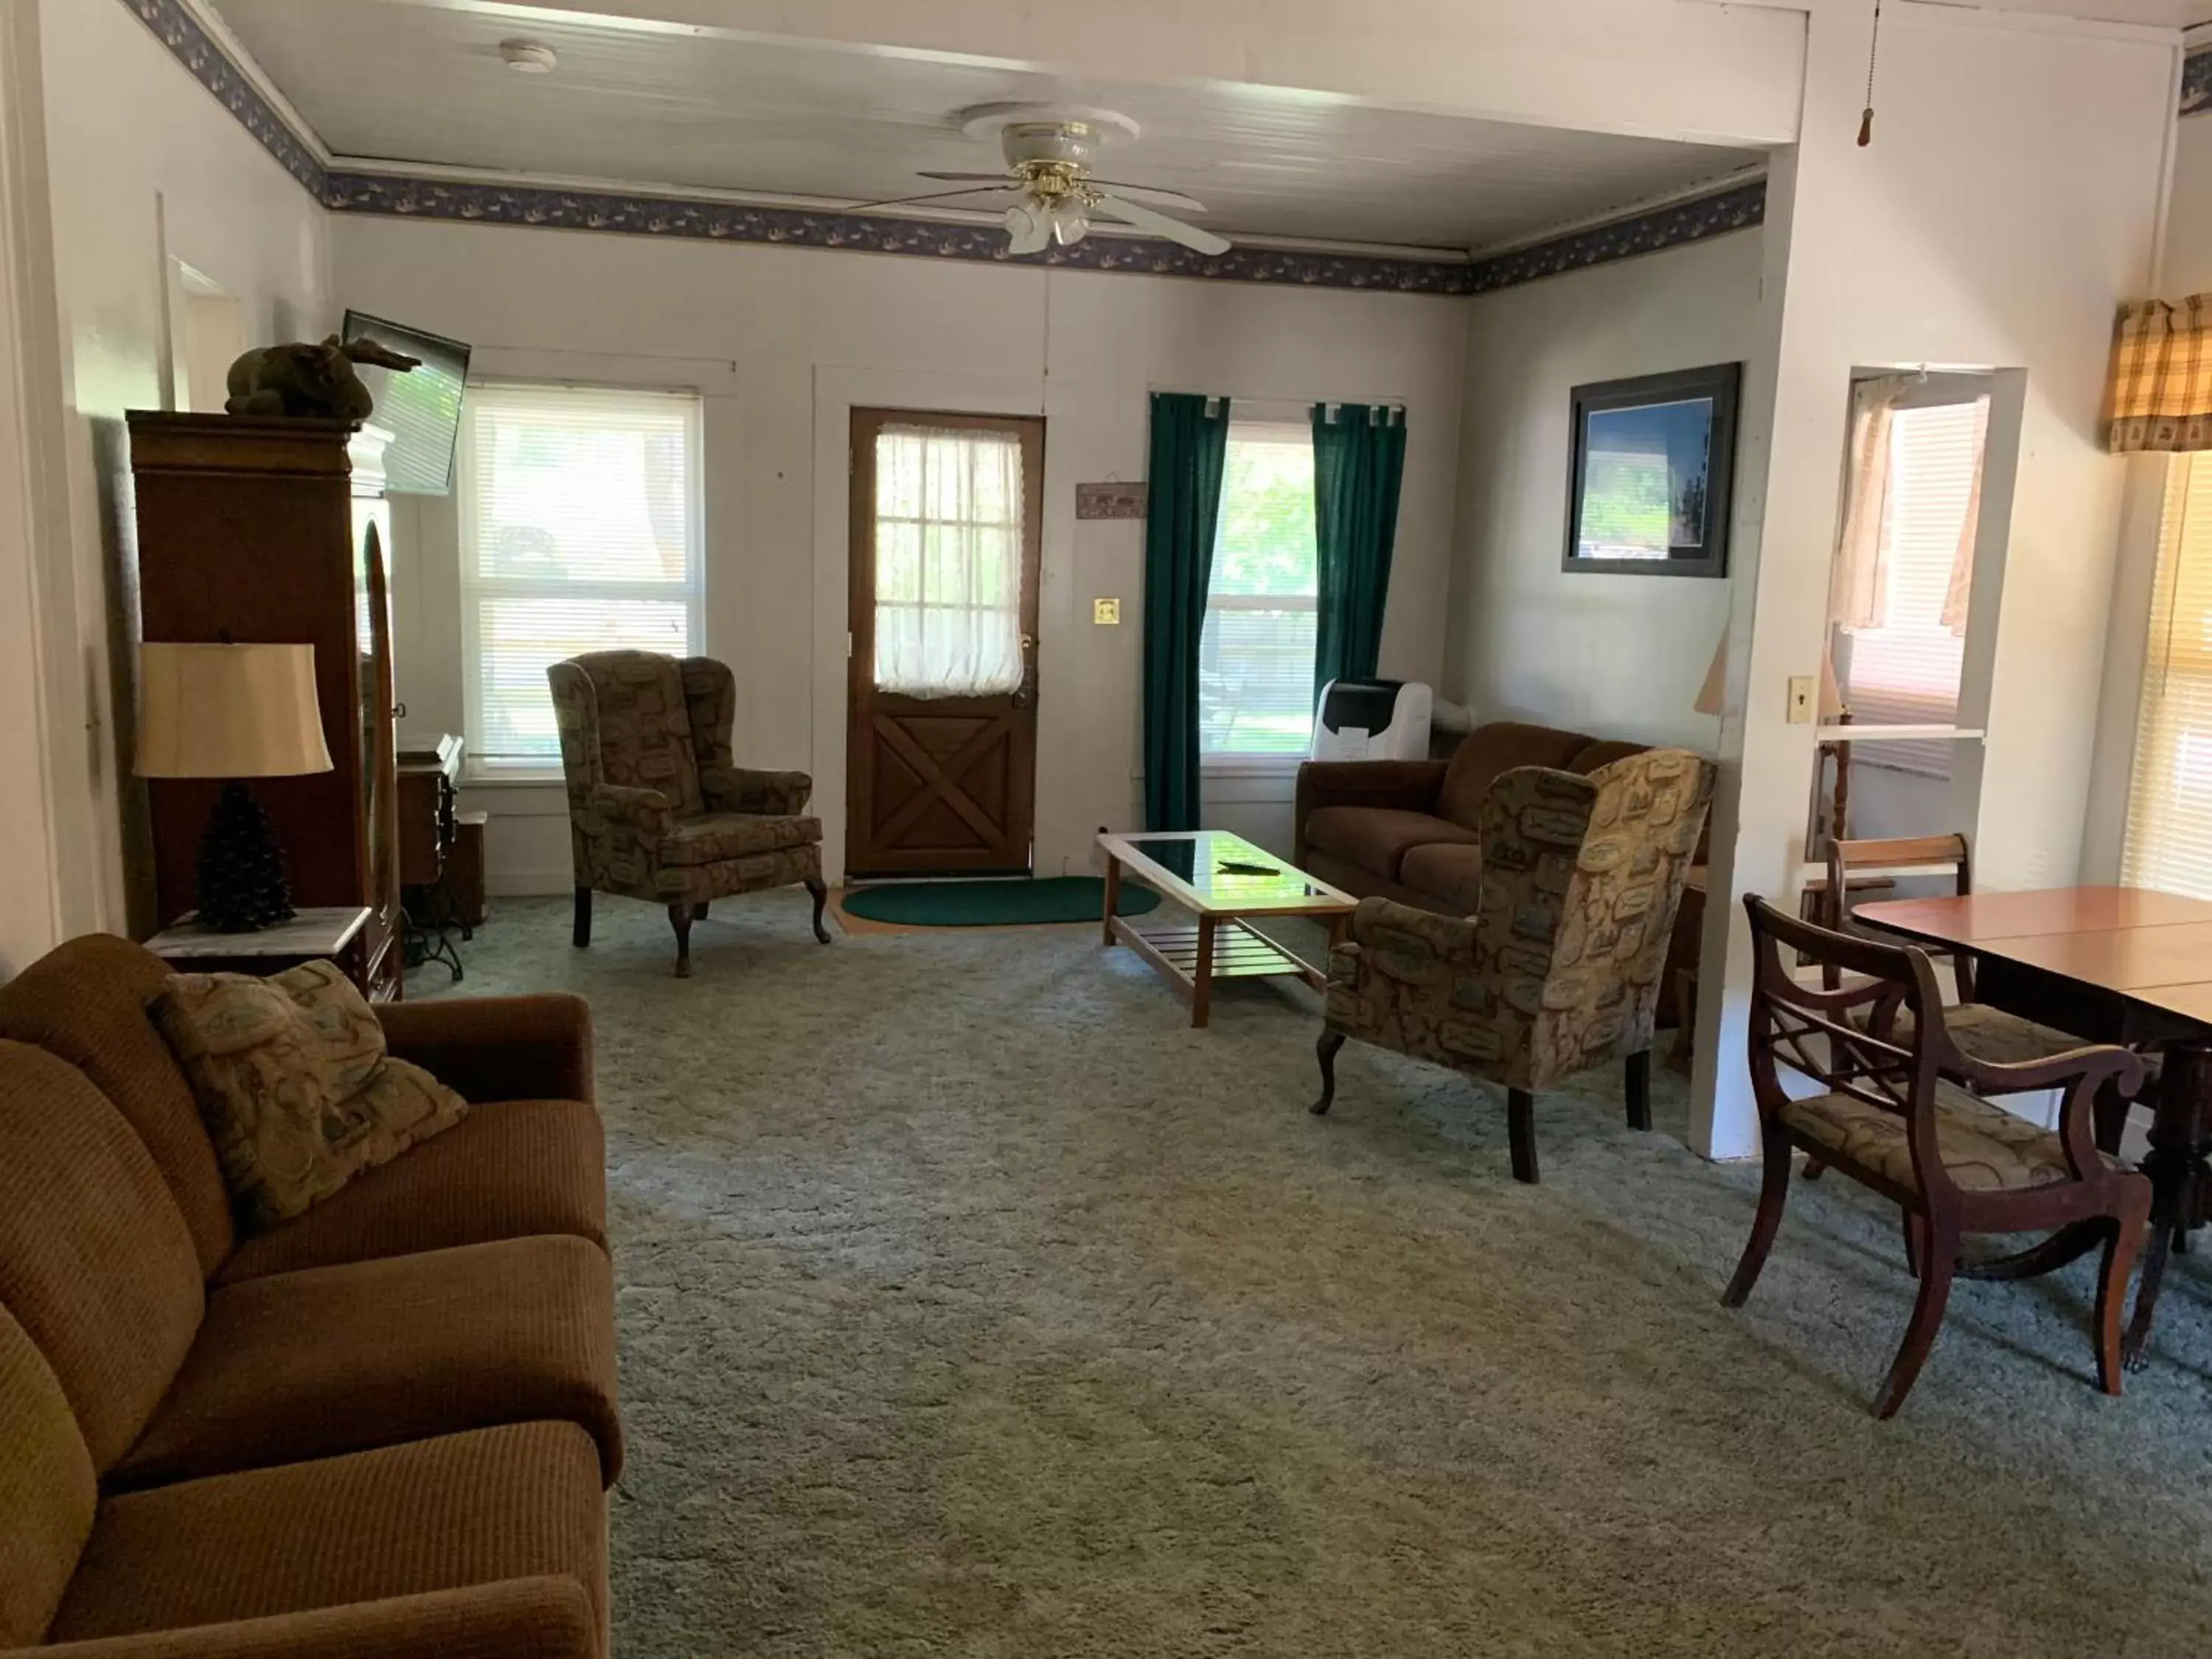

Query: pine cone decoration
<box><xmin>195</xmin><ymin>782</ymin><xmax>296</xmax><ymax>933</ymax></box>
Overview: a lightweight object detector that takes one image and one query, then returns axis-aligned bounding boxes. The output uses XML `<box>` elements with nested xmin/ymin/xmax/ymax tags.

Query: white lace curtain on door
<box><xmin>873</xmin><ymin>424</ymin><xmax>1026</xmax><ymax>698</ymax></box>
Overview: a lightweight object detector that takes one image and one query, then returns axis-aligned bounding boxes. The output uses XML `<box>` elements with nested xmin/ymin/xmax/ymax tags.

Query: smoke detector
<box><xmin>500</xmin><ymin>39</ymin><xmax>559</xmax><ymax>74</ymax></box>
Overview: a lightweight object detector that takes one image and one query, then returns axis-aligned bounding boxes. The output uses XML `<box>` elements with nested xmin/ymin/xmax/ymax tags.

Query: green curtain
<box><xmin>1142</xmin><ymin>392</ymin><xmax>1231</xmax><ymax>832</ymax></box>
<box><xmin>1312</xmin><ymin>403</ymin><xmax>1408</xmax><ymax>706</ymax></box>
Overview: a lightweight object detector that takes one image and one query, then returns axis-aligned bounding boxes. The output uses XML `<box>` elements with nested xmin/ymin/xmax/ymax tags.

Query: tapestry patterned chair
<box><xmin>1312</xmin><ymin>748</ymin><xmax>1714</xmax><ymax>1183</ymax></box>
<box><xmin>549</xmin><ymin>650</ymin><xmax>830</xmax><ymax>977</ymax></box>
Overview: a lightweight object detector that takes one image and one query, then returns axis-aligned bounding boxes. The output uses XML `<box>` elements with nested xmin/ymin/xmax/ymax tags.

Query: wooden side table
<box><xmin>145</xmin><ymin>906</ymin><xmax>380</xmax><ymax>998</ymax></box>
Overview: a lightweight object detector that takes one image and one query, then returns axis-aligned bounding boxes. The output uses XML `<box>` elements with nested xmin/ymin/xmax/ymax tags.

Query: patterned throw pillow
<box><xmin>150</xmin><ymin>961</ymin><xmax>470</xmax><ymax>1231</ymax></box>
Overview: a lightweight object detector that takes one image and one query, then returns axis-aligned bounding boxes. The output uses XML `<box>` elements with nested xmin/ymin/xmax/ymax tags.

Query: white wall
<box><xmin>36</xmin><ymin>0</ymin><xmax>330</xmax><ymax>939</ymax></box>
<box><xmin>1446</xmin><ymin>231</ymin><xmax>1761</xmax><ymax>754</ymax></box>
<box><xmin>1691</xmin><ymin>3</ymin><xmax>2177</xmax><ymax>1159</ymax></box>
<box><xmin>2082</xmin><ymin>111</ymin><xmax>2212</xmax><ymax>884</ymax></box>
<box><xmin>333</xmin><ymin>215</ymin><xmax>1467</xmax><ymax>891</ymax></box>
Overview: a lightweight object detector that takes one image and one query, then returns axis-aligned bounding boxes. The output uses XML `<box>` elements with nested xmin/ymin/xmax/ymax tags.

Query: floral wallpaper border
<box><xmin>125</xmin><ymin>0</ymin><xmax>1764</xmax><ymax>296</ymax></box>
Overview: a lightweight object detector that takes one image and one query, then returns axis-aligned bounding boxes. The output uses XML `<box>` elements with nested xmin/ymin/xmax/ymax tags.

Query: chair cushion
<box><xmin>1848</xmin><ymin>1002</ymin><xmax>2092</xmax><ymax>1072</ymax></box>
<box><xmin>1436</xmin><ymin>723</ymin><xmax>1593</xmax><ymax>828</ymax></box>
<box><xmin>152</xmin><ymin>964</ymin><xmax>470</xmax><ymax>1231</ymax></box>
<box><xmin>111</xmin><ymin>1235</ymin><xmax>620</xmax><ymax>1491</ymax></box>
<box><xmin>658</xmin><ymin>811</ymin><xmax>824</xmax><ymax>867</ymax></box>
<box><xmin>1779</xmin><ymin>1081</ymin><xmax>2096</xmax><ymax>1193</ymax></box>
<box><xmin>216</xmin><ymin>1098</ymin><xmax>606</xmax><ymax>1284</ymax></box>
<box><xmin>0</xmin><ymin>933</ymin><xmax>235</xmax><ymax>1276</ymax></box>
<box><xmin>0</xmin><ymin>1301</ymin><xmax>94</xmax><ymax>1647</ymax></box>
<box><xmin>50</xmin><ymin>1422</ymin><xmax>606</xmax><ymax>1646</ymax></box>
<box><xmin>1398</xmin><ymin>841</ymin><xmax>1484</xmax><ymax>915</ymax></box>
<box><xmin>0</xmin><ymin>1041</ymin><xmax>203</xmax><ymax>1473</ymax></box>
<box><xmin>1304</xmin><ymin>807</ymin><xmax>1479</xmax><ymax>883</ymax></box>
<box><xmin>584</xmin><ymin>652</ymin><xmax>705</xmax><ymax>819</ymax></box>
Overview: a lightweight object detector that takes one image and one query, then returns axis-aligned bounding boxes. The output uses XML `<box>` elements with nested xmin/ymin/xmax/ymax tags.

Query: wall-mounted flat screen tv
<box><xmin>341</xmin><ymin>310</ymin><xmax>470</xmax><ymax>495</ymax></box>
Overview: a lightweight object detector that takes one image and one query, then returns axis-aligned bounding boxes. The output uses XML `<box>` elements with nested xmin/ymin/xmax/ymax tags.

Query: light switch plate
<box><xmin>1786</xmin><ymin>675</ymin><xmax>1815</xmax><ymax>723</ymax></box>
<box><xmin>1093</xmin><ymin>597</ymin><xmax>1121</xmax><ymax>625</ymax></box>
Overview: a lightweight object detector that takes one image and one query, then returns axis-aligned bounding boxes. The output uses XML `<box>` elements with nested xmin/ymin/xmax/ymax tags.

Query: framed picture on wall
<box><xmin>1563</xmin><ymin>361</ymin><xmax>1740</xmax><ymax>578</ymax></box>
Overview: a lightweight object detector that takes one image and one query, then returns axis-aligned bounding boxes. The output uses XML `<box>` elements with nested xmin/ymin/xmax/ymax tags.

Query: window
<box><xmin>2124</xmin><ymin>454</ymin><xmax>2212</xmax><ymax>897</ymax></box>
<box><xmin>459</xmin><ymin>385</ymin><xmax>703</xmax><ymax>776</ymax></box>
<box><xmin>871</xmin><ymin>422</ymin><xmax>1026</xmax><ymax>698</ymax></box>
<box><xmin>1834</xmin><ymin>398</ymin><xmax>1985</xmax><ymax>778</ymax></box>
<box><xmin>1200</xmin><ymin>422</ymin><xmax>1318</xmax><ymax>758</ymax></box>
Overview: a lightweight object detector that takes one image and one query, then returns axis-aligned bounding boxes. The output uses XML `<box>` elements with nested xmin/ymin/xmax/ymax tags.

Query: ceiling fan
<box><xmin>852</xmin><ymin>104</ymin><xmax>1231</xmax><ymax>258</ymax></box>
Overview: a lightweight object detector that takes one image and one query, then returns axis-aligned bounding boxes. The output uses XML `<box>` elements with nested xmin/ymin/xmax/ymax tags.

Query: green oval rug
<box><xmin>842</xmin><ymin>875</ymin><xmax>1160</xmax><ymax>928</ymax></box>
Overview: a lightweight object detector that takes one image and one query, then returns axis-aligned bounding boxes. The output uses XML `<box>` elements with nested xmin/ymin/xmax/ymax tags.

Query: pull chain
<box><xmin>1858</xmin><ymin>0</ymin><xmax>1882</xmax><ymax>147</ymax></box>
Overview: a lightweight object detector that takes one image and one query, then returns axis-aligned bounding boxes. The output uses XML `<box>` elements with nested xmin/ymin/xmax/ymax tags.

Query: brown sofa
<box><xmin>0</xmin><ymin>934</ymin><xmax>617</xmax><ymax>1658</ymax></box>
<box><xmin>1295</xmin><ymin>720</ymin><xmax>1660</xmax><ymax>910</ymax></box>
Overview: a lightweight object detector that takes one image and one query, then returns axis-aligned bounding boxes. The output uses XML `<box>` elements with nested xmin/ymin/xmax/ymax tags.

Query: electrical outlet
<box><xmin>1787</xmin><ymin>675</ymin><xmax>1815</xmax><ymax>723</ymax></box>
<box><xmin>1093</xmin><ymin>597</ymin><xmax>1121</xmax><ymax>625</ymax></box>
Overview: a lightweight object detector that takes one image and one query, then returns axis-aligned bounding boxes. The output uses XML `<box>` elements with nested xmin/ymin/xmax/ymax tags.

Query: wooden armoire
<box><xmin>128</xmin><ymin>413</ymin><xmax>405</xmax><ymax>1000</ymax></box>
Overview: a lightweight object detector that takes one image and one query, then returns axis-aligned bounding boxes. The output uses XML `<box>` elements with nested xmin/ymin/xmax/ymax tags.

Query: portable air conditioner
<box><xmin>1309</xmin><ymin>678</ymin><xmax>1433</xmax><ymax>762</ymax></box>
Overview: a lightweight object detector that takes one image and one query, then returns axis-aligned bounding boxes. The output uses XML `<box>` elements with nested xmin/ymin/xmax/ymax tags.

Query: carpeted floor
<box><xmin>428</xmin><ymin>892</ymin><xmax>2212</xmax><ymax>1658</ymax></box>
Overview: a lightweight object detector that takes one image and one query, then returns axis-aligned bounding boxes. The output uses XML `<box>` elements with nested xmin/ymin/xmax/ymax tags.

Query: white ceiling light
<box><xmin>499</xmin><ymin>39</ymin><xmax>559</xmax><ymax>74</ymax></box>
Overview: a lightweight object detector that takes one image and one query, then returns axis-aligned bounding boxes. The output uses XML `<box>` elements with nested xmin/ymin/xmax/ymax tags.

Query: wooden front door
<box><xmin>847</xmin><ymin>408</ymin><xmax>1044</xmax><ymax>877</ymax></box>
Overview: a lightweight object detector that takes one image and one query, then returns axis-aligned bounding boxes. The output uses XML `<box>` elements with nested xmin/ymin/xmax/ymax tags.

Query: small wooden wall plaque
<box><xmin>1076</xmin><ymin>481</ymin><xmax>1147</xmax><ymax>521</ymax></box>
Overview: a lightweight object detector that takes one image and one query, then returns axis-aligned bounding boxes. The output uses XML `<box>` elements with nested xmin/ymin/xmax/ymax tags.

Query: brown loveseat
<box><xmin>0</xmin><ymin>934</ymin><xmax>618</xmax><ymax>1658</ymax></box>
<box><xmin>1295</xmin><ymin>720</ymin><xmax>1660</xmax><ymax>911</ymax></box>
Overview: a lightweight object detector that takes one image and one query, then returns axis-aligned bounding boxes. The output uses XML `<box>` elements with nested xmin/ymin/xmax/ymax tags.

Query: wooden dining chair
<box><xmin>1823</xmin><ymin>834</ymin><xmax>2089</xmax><ymax>1077</ymax></box>
<box><xmin>1725</xmin><ymin>894</ymin><xmax>2151</xmax><ymax>1418</ymax></box>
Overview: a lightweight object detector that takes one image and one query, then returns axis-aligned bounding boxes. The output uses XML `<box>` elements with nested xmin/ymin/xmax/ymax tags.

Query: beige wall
<box><xmin>333</xmin><ymin>214</ymin><xmax>1469</xmax><ymax>888</ymax></box>
<box><xmin>1445</xmin><ymin>230</ymin><xmax>1761</xmax><ymax>754</ymax></box>
<box><xmin>37</xmin><ymin>0</ymin><xmax>331</xmax><ymax>940</ymax></box>
<box><xmin>1691</xmin><ymin>2</ymin><xmax>2176</xmax><ymax>1158</ymax></box>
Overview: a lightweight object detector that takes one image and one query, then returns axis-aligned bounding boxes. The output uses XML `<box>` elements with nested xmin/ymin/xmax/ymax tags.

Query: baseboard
<box><xmin>487</xmin><ymin>871</ymin><xmax>573</xmax><ymax>898</ymax></box>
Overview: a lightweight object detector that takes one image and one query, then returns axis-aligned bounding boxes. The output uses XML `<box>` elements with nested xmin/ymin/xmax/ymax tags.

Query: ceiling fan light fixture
<box><xmin>1047</xmin><ymin>199</ymin><xmax>1090</xmax><ymax>246</ymax></box>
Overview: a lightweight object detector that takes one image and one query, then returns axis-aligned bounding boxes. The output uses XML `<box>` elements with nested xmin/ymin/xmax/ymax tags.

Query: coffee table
<box><xmin>1096</xmin><ymin>830</ymin><xmax>1357</xmax><ymax>1027</ymax></box>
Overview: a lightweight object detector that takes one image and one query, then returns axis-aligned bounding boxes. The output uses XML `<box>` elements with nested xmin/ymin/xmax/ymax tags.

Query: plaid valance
<box><xmin>2107</xmin><ymin>295</ymin><xmax>2212</xmax><ymax>453</ymax></box>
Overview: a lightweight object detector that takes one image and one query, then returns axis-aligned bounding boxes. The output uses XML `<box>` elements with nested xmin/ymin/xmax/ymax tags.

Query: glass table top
<box><xmin>1101</xmin><ymin>830</ymin><xmax>1353</xmax><ymax>914</ymax></box>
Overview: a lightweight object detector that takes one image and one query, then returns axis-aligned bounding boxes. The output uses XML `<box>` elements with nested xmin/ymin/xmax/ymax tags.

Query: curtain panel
<box><xmin>1828</xmin><ymin>374</ymin><xmax>1916</xmax><ymax>633</ymax></box>
<box><xmin>2107</xmin><ymin>295</ymin><xmax>2212</xmax><ymax>454</ymax></box>
<box><xmin>1141</xmin><ymin>393</ymin><xmax>1231</xmax><ymax>832</ymax></box>
<box><xmin>871</xmin><ymin>424</ymin><xmax>1027</xmax><ymax>698</ymax></box>
<box><xmin>1311</xmin><ymin>403</ymin><xmax>1408</xmax><ymax>708</ymax></box>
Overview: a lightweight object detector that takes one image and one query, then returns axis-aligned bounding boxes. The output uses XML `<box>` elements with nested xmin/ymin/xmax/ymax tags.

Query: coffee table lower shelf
<box><xmin>1108</xmin><ymin>914</ymin><xmax>1330</xmax><ymax>1028</ymax></box>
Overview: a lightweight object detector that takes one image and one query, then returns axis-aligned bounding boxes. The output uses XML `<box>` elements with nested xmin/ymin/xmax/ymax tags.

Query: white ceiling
<box><xmin>205</xmin><ymin>0</ymin><xmax>1765</xmax><ymax>253</ymax></box>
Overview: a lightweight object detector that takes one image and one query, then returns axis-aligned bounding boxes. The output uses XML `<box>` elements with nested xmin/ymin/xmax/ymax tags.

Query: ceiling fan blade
<box><xmin>1091</xmin><ymin>193</ymin><xmax>1231</xmax><ymax>257</ymax></box>
<box><xmin>918</xmin><ymin>171</ymin><xmax>1018</xmax><ymax>183</ymax></box>
<box><xmin>844</xmin><ymin>185</ymin><xmax>1020</xmax><ymax>212</ymax></box>
<box><xmin>1083</xmin><ymin>178</ymin><xmax>1208</xmax><ymax>213</ymax></box>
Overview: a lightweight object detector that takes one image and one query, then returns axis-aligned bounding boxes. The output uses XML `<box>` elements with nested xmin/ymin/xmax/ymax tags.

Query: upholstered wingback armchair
<box><xmin>1312</xmin><ymin>748</ymin><xmax>1714</xmax><ymax>1183</ymax></box>
<box><xmin>548</xmin><ymin>650</ymin><xmax>830</xmax><ymax>976</ymax></box>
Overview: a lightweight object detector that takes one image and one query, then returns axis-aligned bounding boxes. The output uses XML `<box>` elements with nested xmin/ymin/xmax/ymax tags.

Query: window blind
<box><xmin>2123</xmin><ymin>454</ymin><xmax>2212</xmax><ymax>898</ymax></box>
<box><xmin>1837</xmin><ymin>400</ymin><xmax>1981</xmax><ymax>778</ymax></box>
<box><xmin>458</xmin><ymin>384</ymin><xmax>703</xmax><ymax>775</ymax></box>
<box><xmin>1200</xmin><ymin>422</ymin><xmax>1318</xmax><ymax>758</ymax></box>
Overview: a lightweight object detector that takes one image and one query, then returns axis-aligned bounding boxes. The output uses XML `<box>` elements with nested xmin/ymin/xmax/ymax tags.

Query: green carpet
<box><xmin>842</xmin><ymin>874</ymin><xmax>1159</xmax><ymax>927</ymax></box>
<box><xmin>429</xmin><ymin>893</ymin><xmax>2212</xmax><ymax>1657</ymax></box>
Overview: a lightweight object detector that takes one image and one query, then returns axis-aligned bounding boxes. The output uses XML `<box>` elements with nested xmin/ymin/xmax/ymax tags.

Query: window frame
<box><xmin>456</xmin><ymin>380</ymin><xmax>707</xmax><ymax>784</ymax></box>
<box><xmin>1832</xmin><ymin>389</ymin><xmax>1987</xmax><ymax>781</ymax></box>
<box><xmin>2122</xmin><ymin>451</ymin><xmax>2212</xmax><ymax>898</ymax></box>
<box><xmin>1199</xmin><ymin>416</ymin><xmax>1321</xmax><ymax>770</ymax></box>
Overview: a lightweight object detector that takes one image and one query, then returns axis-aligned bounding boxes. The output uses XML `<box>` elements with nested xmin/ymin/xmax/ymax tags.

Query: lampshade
<box><xmin>1691</xmin><ymin>631</ymin><xmax>1848</xmax><ymax>721</ymax></box>
<box><xmin>136</xmin><ymin>642</ymin><xmax>333</xmax><ymax>779</ymax></box>
<box><xmin>1694</xmin><ymin>632</ymin><xmax>1728</xmax><ymax>717</ymax></box>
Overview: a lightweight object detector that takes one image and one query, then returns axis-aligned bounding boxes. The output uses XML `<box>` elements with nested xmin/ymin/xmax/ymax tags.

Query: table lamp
<box><xmin>137</xmin><ymin>641</ymin><xmax>333</xmax><ymax>933</ymax></box>
<box><xmin>1694</xmin><ymin>631</ymin><xmax>1847</xmax><ymax>723</ymax></box>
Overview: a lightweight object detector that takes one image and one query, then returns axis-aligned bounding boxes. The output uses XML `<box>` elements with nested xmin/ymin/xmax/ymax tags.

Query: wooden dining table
<box><xmin>1855</xmin><ymin>885</ymin><xmax>2212</xmax><ymax>1368</ymax></box>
